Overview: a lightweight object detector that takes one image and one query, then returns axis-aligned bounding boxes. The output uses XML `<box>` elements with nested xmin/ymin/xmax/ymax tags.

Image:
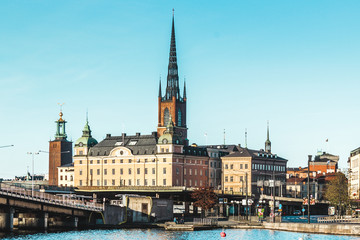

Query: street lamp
<box><xmin>307</xmin><ymin>155</ymin><xmax>312</xmax><ymax>224</ymax></box>
<box><xmin>0</xmin><ymin>145</ymin><xmax>14</xmax><ymax>148</ymax></box>
<box><xmin>27</xmin><ymin>151</ymin><xmax>39</xmax><ymax>197</ymax></box>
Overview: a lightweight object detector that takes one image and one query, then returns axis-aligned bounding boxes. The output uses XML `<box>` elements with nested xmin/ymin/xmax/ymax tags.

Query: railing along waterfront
<box><xmin>317</xmin><ymin>215</ymin><xmax>360</xmax><ymax>223</ymax></box>
<box><xmin>193</xmin><ymin>218</ymin><xmax>218</xmax><ymax>226</ymax></box>
<box><xmin>0</xmin><ymin>183</ymin><xmax>103</xmax><ymax>212</ymax></box>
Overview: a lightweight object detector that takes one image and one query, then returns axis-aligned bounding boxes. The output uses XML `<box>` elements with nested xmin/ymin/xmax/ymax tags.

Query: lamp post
<box><xmin>307</xmin><ymin>155</ymin><xmax>312</xmax><ymax>224</ymax></box>
<box><xmin>0</xmin><ymin>145</ymin><xmax>14</xmax><ymax>149</ymax></box>
<box><xmin>39</xmin><ymin>150</ymin><xmax>70</xmax><ymax>186</ymax></box>
<box><xmin>27</xmin><ymin>152</ymin><xmax>39</xmax><ymax>197</ymax></box>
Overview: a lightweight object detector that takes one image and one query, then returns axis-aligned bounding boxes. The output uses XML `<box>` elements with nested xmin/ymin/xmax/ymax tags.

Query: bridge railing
<box><xmin>0</xmin><ymin>183</ymin><xmax>103</xmax><ymax>212</ymax></box>
<box><xmin>317</xmin><ymin>215</ymin><xmax>360</xmax><ymax>223</ymax></box>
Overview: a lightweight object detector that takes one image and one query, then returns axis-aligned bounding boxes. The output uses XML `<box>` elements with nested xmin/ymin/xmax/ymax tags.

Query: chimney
<box><xmin>136</xmin><ymin>132</ymin><xmax>140</xmax><ymax>137</ymax></box>
<box><xmin>106</xmin><ymin>134</ymin><xmax>111</xmax><ymax>138</ymax></box>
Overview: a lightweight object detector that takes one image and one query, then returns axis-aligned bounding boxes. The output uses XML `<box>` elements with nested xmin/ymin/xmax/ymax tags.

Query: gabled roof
<box><xmin>222</xmin><ymin>147</ymin><xmax>287</xmax><ymax>162</ymax></box>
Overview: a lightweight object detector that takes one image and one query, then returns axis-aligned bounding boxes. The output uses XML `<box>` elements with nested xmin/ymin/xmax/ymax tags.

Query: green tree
<box><xmin>324</xmin><ymin>172</ymin><xmax>349</xmax><ymax>216</ymax></box>
<box><xmin>191</xmin><ymin>187</ymin><xmax>218</xmax><ymax>217</ymax></box>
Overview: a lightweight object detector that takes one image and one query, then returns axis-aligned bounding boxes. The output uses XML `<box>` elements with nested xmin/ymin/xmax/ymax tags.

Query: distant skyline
<box><xmin>1</xmin><ymin>1</ymin><xmax>360</xmax><ymax>178</ymax></box>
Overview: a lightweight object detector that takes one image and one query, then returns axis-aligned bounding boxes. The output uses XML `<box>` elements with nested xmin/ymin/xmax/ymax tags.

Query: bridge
<box><xmin>0</xmin><ymin>183</ymin><xmax>108</xmax><ymax>231</ymax></box>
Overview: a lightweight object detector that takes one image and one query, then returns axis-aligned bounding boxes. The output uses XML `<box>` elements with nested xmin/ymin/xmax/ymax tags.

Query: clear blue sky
<box><xmin>0</xmin><ymin>0</ymin><xmax>359</xmax><ymax>178</ymax></box>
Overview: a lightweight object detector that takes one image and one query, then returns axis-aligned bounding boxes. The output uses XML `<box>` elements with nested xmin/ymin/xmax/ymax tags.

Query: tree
<box><xmin>324</xmin><ymin>172</ymin><xmax>349</xmax><ymax>216</ymax></box>
<box><xmin>191</xmin><ymin>187</ymin><xmax>218</xmax><ymax>217</ymax></box>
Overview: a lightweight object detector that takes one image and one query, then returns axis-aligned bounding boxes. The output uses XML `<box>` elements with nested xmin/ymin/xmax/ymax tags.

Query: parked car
<box><xmin>293</xmin><ymin>210</ymin><xmax>302</xmax><ymax>215</ymax></box>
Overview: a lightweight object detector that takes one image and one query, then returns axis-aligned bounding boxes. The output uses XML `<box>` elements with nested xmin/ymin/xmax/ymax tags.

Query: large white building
<box><xmin>58</xmin><ymin>163</ymin><xmax>74</xmax><ymax>187</ymax></box>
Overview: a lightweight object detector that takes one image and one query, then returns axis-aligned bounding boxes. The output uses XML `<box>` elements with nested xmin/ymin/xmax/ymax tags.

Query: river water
<box><xmin>0</xmin><ymin>229</ymin><xmax>359</xmax><ymax>240</ymax></box>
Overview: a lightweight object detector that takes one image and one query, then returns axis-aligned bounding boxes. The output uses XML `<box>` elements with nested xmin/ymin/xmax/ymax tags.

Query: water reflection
<box><xmin>0</xmin><ymin>229</ymin><xmax>358</xmax><ymax>240</ymax></box>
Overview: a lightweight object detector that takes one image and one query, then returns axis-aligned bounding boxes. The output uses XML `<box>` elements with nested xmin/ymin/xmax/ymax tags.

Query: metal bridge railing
<box><xmin>0</xmin><ymin>183</ymin><xmax>103</xmax><ymax>212</ymax></box>
<box><xmin>317</xmin><ymin>215</ymin><xmax>360</xmax><ymax>223</ymax></box>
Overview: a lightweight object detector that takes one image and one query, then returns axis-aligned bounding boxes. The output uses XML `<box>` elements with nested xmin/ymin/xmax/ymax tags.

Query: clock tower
<box><xmin>157</xmin><ymin>11</ymin><xmax>188</xmax><ymax>145</ymax></box>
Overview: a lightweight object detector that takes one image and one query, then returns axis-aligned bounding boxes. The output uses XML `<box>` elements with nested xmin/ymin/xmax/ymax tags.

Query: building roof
<box><xmin>89</xmin><ymin>132</ymin><xmax>158</xmax><ymax>156</ymax></box>
<box><xmin>59</xmin><ymin>162</ymin><xmax>74</xmax><ymax>168</ymax></box>
<box><xmin>222</xmin><ymin>147</ymin><xmax>287</xmax><ymax>162</ymax></box>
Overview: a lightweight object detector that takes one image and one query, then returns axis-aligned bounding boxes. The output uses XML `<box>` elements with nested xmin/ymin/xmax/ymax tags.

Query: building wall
<box><xmin>349</xmin><ymin>153</ymin><xmax>360</xmax><ymax>199</ymax></box>
<box><xmin>49</xmin><ymin>140</ymin><xmax>72</xmax><ymax>186</ymax></box>
<box><xmin>58</xmin><ymin>166</ymin><xmax>74</xmax><ymax>187</ymax></box>
<box><xmin>73</xmin><ymin>146</ymin><xmax>209</xmax><ymax>188</ymax></box>
<box><xmin>221</xmin><ymin>156</ymin><xmax>252</xmax><ymax>194</ymax></box>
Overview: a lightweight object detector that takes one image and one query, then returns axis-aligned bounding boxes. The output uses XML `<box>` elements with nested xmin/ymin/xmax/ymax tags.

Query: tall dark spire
<box><xmin>183</xmin><ymin>79</ymin><xmax>186</xmax><ymax>99</ymax></box>
<box><xmin>158</xmin><ymin>77</ymin><xmax>162</xmax><ymax>98</ymax></box>
<box><xmin>165</xmin><ymin>10</ymin><xmax>180</xmax><ymax>100</ymax></box>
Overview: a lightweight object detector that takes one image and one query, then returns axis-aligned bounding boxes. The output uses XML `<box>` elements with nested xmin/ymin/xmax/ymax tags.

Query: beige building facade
<box><xmin>349</xmin><ymin>147</ymin><xmax>360</xmax><ymax>199</ymax></box>
<box><xmin>58</xmin><ymin>163</ymin><xmax>74</xmax><ymax>187</ymax></box>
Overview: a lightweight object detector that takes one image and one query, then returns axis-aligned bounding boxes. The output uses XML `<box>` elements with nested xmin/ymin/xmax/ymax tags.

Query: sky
<box><xmin>0</xmin><ymin>0</ymin><xmax>360</xmax><ymax>179</ymax></box>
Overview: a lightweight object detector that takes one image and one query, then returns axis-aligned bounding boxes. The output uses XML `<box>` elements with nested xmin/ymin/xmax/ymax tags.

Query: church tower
<box><xmin>48</xmin><ymin>110</ymin><xmax>73</xmax><ymax>186</ymax></box>
<box><xmin>74</xmin><ymin>113</ymin><xmax>98</xmax><ymax>156</ymax></box>
<box><xmin>265</xmin><ymin>121</ymin><xmax>271</xmax><ymax>153</ymax></box>
<box><xmin>157</xmin><ymin>11</ymin><xmax>188</xmax><ymax>145</ymax></box>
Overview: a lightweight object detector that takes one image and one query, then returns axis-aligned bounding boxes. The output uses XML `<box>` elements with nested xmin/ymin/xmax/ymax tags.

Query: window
<box><xmin>137</xmin><ymin>179</ymin><xmax>140</xmax><ymax>185</ymax></box>
<box><xmin>195</xmin><ymin>169</ymin><xmax>197</xmax><ymax>175</ymax></box>
<box><xmin>120</xmin><ymin>159</ymin><xmax>123</xmax><ymax>163</ymax></box>
<box><xmin>177</xmin><ymin>108</ymin><xmax>182</xmax><ymax>126</ymax></box>
<box><xmin>137</xmin><ymin>168</ymin><xmax>140</xmax><ymax>174</ymax></box>
<box><xmin>240</xmin><ymin>164</ymin><xmax>243</xmax><ymax>169</ymax></box>
<box><xmin>112</xmin><ymin>179</ymin><xmax>115</xmax><ymax>186</ymax></box>
<box><xmin>195</xmin><ymin>180</ymin><xmax>197</xmax><ymax>186</ymax></box>
<box><xmin>163</xmin><ymin>168</ymin><xmax>166</xmax><ymax>174</ymax></box>
<box><xmin>163</xmin><ymin>158</ymin><xmax>166</xmax><ymax>162</ymax></box>
<box><xmin>200</xmin><ymin>180</ymin><xmax>203</xmax><ymax>186</ymax></box>
<box><xmin>200</xmin><ymin>170</ymin><xmax>203</xmax><ymax>176</ymax></box>
<box><xmin>97</xmin><ymin>180</ymin><xmax>100</xmax><ymax>186</ymax></box>
<box><xmin>104</xmin><ymin>169</ymin><xmax>107</xmax><ymax>175</ymax></box>
<box><xmin>79</xmin><ymin>169</ymin><xmax>83</xmax><ymax>175</ymax></box>
<box><xmin>104</xmin><ymin>160</ymin><xmax>107</xmax><ymax>164</ymax></box>
<box><xmin>152</xmin><ymin>179</ymin><xmax>155</xmax><ymax>186</ymax></box>
<box><xmin>90</xmin><ymin>160</ymin><xmax>93</xmax><ymax>164</ymax></box>
<box><xmin>145</xmin><ymin>168</ymin><xmax>148</xmax><ymax>174</ymax></box>
<box><xmin>97</xmin><ymin>169</ymin><xmax>100</xmax><ymax>175</ymax></box>
<box><xmin>163</xmin><ymin>179</ymin><xmax>166</xmax><ymax>186</ymax></box>
<box><xmin>65</xmin><ymin>175</ymin><xmax>67</xmax><ymax>180</ymax></box>
<box><xmin>225</xmin><ymin>164</ymin><xmax>228</xmax><ymax>169</ymax></box>
<box><xmin>225</xmin><ymin>176</ymin><xmax>228</xmax><ymax>182</ymax></box>
<box><xmin>184</xmin><ymin>179</ymin><xmax>187</xmax><ymax>186</ymax></box>
<box><xmin>79</xmin><ymin>180</ymin><xmax>82</xmax><ymax>186</ymax></box>
<box><xmin>230</xmin><ymin>176</ymin><xmax>233</xmax><ymax>182</ymax></box>
<box><xmin>128</xmin><ymin>179</ymin><xmax>131</xmax><ymax>185</ymax></box>
<box><xmin>240</xmin><ymin>176</ymin><xmax>243</xmax><ymax>181</ymax></box>
<box><xmin>120</xmin><ymin>168</ymin><xmax>123</xmax><ymax>175</ymax></box>
<box><xmin>164</xmin><ymin>108</ymin><xmax>170</xmax><ymax>126</ymax></box>
<box><xmin>129</xmin><ymin>141</ymin><xmax>137</xmax><ymax>145</ymax></box>
<box><xmin>97</xmin><ymin>160</ymin><xmax>100</xmax><ymax>164</ymax></box>
<box><xmin>104</xmin><ymin>180</ymin><xmax>107</xmax><ymax>186</ymax></box>
<box><xmin>245</xmin><ymin>164</ymin><xmax>248</xmax><ymax>169</ymax></box>
<box><xmin>90</xmin><ymin>169</ymin><xmax>93</xmax><ymax>175</ymax></box>
<box><xmin>129</xmin><ymin>159</ymin><xmax>132</xmax><ymax>163</ymax></box>
<box><xmin>152</xmin><ymin>168</ymin><xmax>155</xmax><ymax>174</ymax></box>
<box><xmin>79</xmin><ymin>160</ymin><xmax>82</xmax><ymax>164</ymax></box>
<box><xmin>190</xmin><ymin>169</ymin><xmax>192</xmax><ymax>175</ymax></box>
<box><xmin>79</xmin><ymin>151</ymin><xmax>83</xmax><ymax>155</ymax></box>
<box><xmin>145</xmin><ymin>179</ymin><xmax>148</xmax><ymax>185</ymax></box>
<box><xmin>60</xmin><ymin>176</ymin><xmax>63</xmax><ymax>180</ymax></box>
<box><xmin>184</xmin><ymin>168</ymin><xmax>187</xmax><ymax>175</ymax></box>
<box><xmin>230</xmin><ymin>164</ymin><xmax>233</xmax><ymax>169</ymax></box>
<box><xmin>176</xmin><ymin>168</ymin><xmax>179</xmax><ymax>175</ymax></box>
<box><xmin>128</xmin><ymin>168</ymin><xmax>132</xmax><ymax>174</ymax></box>
<box><xmin>112</xmin><ymin>169</ymin><xmax>115</xmax><ymax>175</ymax></box>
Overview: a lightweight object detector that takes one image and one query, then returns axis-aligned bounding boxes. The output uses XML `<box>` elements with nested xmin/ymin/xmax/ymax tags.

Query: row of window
<box><xmin>224</xmin><ymin>163</ymin><xmax>248</xmax><ymax>170</ymax></box>
<box><xmin>79</xmin><ymin>179</ymin><xmax>167</xmax><ymax>187</ymax></box>
<box><xmin>252</xmin><ymin>164</ymin><xmax>285</xmax><ymax>172</ymax></box>
<box><xmin>82</xmin><ymin>167</ymin><xmax>169</xmax><ymax>176</ymax></box>
<box><xmin>60</xmin><ymin>175</ymin><xmax>73</xmax><ymax>181</ymax></box>
<box><xmin>79</xmin><ymin>158</ymin><xmax>209</xmax><ymax>165</ymax></box>
<box><xmin>224</xmin><ymin>175</ymin><xmax>246</xmax><ymax>182</ymax></box>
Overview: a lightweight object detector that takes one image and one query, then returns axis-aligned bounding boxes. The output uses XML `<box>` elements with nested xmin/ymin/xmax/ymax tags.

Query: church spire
<box><xmin>165</xmin><ymin>9</ymin><xmax>180</xmax><ymax>100</ymax></box>
<box><xmin>265</xmin><ymin>120</ymin><xmax>271</xmax><ymax>153</ymax></box>
<box><xmin>183</xmin><ymin>79</ymin><xmax>187</xmax><ymax>99</ymax></box>
<box><xmin>158</xmin><ymin>77</ymin><xmax>162</xmax><ymax>98</ymax></box>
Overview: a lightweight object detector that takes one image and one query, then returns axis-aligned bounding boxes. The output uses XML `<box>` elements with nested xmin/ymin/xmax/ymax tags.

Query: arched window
<box><xmin>177</xmin><ymin>108</ymin><xmax>182</xmax><ymax>126</ymax></box>
<box><xmin>164</xmin><ymin>108</ymin><xmax>170</xmax><ymax>126</ymax></box>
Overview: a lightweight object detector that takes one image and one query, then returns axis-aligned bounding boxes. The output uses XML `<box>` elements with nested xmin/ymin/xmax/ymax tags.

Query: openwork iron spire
<box><xmin>165</xmin><ymin>10</ymin><xmax>180</xmax><ymax>100</ymax></box>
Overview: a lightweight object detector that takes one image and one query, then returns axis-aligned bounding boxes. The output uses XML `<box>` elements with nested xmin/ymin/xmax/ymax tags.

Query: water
<box><xmin>0</xmin><ymin>229</ymin><xmax>358</xmax><ymax>240</ymax></box>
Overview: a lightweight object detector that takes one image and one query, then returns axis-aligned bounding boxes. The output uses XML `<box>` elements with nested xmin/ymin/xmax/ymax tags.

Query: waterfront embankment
<box><xmin>262</xmin><ymin>222</ymin><xmax>360</xmax><ymax>236</ymax></box>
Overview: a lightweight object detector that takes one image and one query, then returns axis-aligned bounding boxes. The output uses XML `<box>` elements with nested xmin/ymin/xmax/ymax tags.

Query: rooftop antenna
<box><xmin>57</xmin><ymin>102</ymin><xmax>65</xmax><ymax>112</ymax></box>
<box><xmin>245</xmin><ymin>128</ymin><xmax>248</xmax><ymax>148</ymax></box>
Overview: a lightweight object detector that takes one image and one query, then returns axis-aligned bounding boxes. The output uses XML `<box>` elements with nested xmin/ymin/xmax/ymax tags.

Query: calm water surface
<box><xmin>0</xmin><ymin>229</ymin><xmax>359</xmax><ymax>240</ymax></box>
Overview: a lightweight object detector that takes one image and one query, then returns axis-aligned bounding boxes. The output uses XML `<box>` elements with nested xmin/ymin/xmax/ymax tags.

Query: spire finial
<box><xmin>265</xmin><ymin>120</ymin><xmax>271</xmax><ymax>153</ymax></box>
<box><xmin>267</xmin><ymin>120</ymin><xmax>269</xmax><ymax>140</ymax></box>
<box><xmin>57</xmin><ymin>102</ymin><xmax>65</xmax><ymax>121</ymax></box>
<box><xmin>245</xmin><ymin>128</ymin><xmax>248</xmax><ymax>148</ymax></box>
<box><xmin>183</xmin><ymin>77</ymin><xmax>187</xmax><ymax>99</ymax></box>
<box><xmin>158</xmin><ymin>76</ymin><xmax>162</xmax><ymax>98</ymax></box>
<box><xmin>172</xmin><ymin>8</ymin><xmax>175</xmax><ymax>17</ymax></box>
<box><xmin>86</xmin><ymin>109</ymin><xmax>89</xmax><ymax>123</ymax></box>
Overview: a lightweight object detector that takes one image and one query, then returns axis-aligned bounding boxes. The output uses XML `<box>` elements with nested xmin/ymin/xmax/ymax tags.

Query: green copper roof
<box><xmin>75</xmin><ymin>119</ymin><xmax>98</xmax><ymax>147</ymax></box>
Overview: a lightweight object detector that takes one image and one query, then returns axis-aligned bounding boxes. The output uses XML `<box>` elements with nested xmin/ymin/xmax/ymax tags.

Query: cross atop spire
<box><xmin>265</xmin><ymin>120</ymin><xmax>271</xmax><ymax>153</ymax></box>
<box><xmin>164</xmin><ymin>10</ymin><xmax>180</xmax><ymax>100</ymax></box>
